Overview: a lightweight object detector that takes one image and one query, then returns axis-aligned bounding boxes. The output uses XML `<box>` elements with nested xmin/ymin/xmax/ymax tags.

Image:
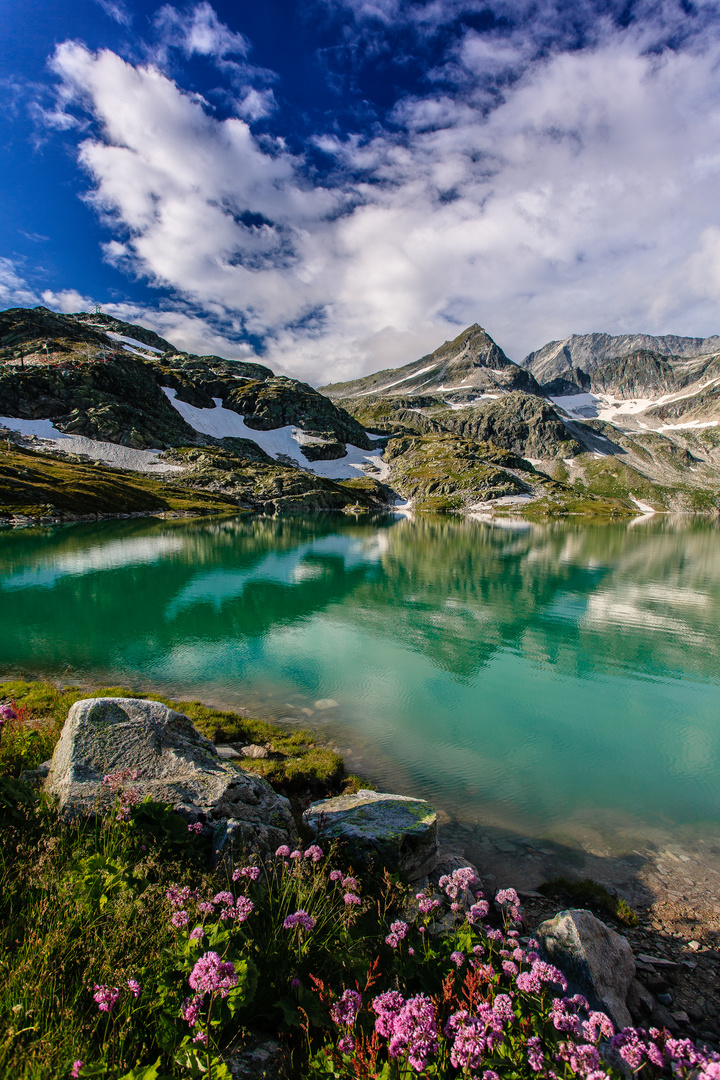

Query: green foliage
<box><xmin>538</xmin><ymin>876</ymin><xmax>640</xmax><ymax>928</ymax></box>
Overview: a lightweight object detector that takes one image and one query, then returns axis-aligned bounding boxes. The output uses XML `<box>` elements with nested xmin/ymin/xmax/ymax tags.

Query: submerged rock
<box><xmin>304</xmin><ymin>789</ymin><xmax>438</xmax><ymax>879</ymax></box>
<box><xmin>535</xmin><ymin>908</ymin><xmax>636</xmax><ymax>1029</ymax></box>
<box><xmin>44</xmin><ymin>697</ymin><xmax>297</xmax><ymax>859</ymax></box>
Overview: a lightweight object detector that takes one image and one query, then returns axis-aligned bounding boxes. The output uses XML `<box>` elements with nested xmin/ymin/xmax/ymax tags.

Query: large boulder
<box><xmin>304</xmin><ymin>789</ymin><xmax>438</xmax><ymax>879</ymax></box>
<box><xmin>535</xmin><ymin>909</ymin><xmax>636</xmax><ymax>1029</ymax></box>
<box><xmin>44</xmin><ymin>698</ymin><xmax>297</xmax><ymax>860</ymax></box>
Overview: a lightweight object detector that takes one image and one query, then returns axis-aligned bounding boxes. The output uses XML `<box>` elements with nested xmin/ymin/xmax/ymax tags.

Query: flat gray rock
<box><xmin>536</xmin><ymin>908</ymin><xmax>636</xmax><ymax>1029</ymax></box>
<box><xmin>44</xmin><ymin>698</ymin><xmax>297</xmax><ymax>860</ymax></box>
<box><xmin>304</xmin><ymin>789</ymin><xmax>438</xmax><ymax>879</ymax></box>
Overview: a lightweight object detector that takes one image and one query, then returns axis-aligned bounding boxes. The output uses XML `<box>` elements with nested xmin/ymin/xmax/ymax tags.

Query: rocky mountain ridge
<box><xmin>1</xmin><ymin>305</ymin><xmax>719</xmax><ymax>520</ymax></box>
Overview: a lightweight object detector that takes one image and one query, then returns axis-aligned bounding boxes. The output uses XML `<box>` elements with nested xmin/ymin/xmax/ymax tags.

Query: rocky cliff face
<box><xmin>521</xmin><ymin>331</ymin><xmax>720</xmax><ymax>388</ymax></box>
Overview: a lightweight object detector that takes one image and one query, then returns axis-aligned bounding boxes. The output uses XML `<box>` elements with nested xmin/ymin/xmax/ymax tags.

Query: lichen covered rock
<box><xmin>44</xmin><ymin>697</ymin><xmax>297</xmax><ymax>859</ymax></box>
<box><xmin>304</xmin><ymin>789</ymin><xmax>438</xmax><ymax>879</ymax></box>
<box><xmin>535</xmin><ymin>908</ymin><xmax>636</xmax><ymax>1029</ymax></box>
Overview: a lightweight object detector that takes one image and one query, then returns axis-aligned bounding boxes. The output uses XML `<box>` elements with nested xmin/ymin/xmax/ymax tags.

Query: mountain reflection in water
<box><xmin>1</xmin><ymin>512</ymin><xmax>719</xmax><ymax>846</ymax></box>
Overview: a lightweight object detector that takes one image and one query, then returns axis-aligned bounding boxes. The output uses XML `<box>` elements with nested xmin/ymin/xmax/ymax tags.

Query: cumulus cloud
<box><xmin>0</xmin><ymin>259</ymin><xmax>40</xmax><ymax>309</ymax></box>
<box><xmin>43</xmin><ymin>2</ymin><xmax>720</xmax><ymax>382</ymax></box>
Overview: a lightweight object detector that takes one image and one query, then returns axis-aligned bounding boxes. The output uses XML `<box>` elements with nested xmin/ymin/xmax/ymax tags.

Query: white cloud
<box><xmin>45</xmin><ymin>6</ymin><xmax>720</xmax><ymax>383</ymax></box>
<box><xmin>153</xmin><ymin>1</ymin><xmax>249</xmax><ymax>60</ymax></box>
<box><xmin>94</xmin><ymin>0</ymin><xmax>132</xmax><ymax>27</ymax></box>
<box><xmin>0</xmin><ymin>259</ymin><xmax>40</xmax><ymax>308</ymax></box>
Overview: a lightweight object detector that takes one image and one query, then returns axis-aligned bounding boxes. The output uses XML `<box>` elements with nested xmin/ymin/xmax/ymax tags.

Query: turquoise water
<box><xmin>2</xmin><ymin>512</ymin><xmax>719</xmax><ymax>849</ymax></box>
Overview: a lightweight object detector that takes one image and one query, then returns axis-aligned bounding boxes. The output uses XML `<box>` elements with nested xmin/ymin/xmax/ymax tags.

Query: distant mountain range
<box><xmin>1</xmin><ymin>305</ymin><xmax>719</xmax><ymax>521</ymax></box>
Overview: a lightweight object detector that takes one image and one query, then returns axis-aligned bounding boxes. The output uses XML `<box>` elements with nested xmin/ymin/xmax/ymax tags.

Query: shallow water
<box><xmin>2</xmin><ymin>512</ymin><xmax>720</xmax><ymax>863</ymax></box>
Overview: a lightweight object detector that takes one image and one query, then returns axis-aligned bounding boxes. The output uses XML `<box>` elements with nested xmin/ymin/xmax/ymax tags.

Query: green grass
<box><xmin>0</xmin><ymin>445</ymin><xmax>240</xmax><ymax>520</ymax></box>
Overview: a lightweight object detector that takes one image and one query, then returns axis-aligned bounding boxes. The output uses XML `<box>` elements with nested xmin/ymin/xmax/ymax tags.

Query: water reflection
<box><xmin>1</xmin><ymin>513</ymin><xmax>719</xmax><ymax>841</ymax></box>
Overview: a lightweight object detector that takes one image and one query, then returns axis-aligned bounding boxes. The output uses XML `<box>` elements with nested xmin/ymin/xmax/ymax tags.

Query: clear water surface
<box><xmin>2</xmin><ymin>512</ymin><xmax>719</xmax><ymax>857</ymax></box>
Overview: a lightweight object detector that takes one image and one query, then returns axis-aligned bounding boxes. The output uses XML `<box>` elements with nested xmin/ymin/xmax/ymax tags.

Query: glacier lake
<box><xmin>2</xmin><ymin>511</ymin><xmax>720</xmax><ymax>884</ymax></box>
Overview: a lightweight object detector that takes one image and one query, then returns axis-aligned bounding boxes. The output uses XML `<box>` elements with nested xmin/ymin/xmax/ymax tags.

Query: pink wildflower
<box><xmin>289</xmin><ymin>849</ymin><xmax>302</xmax><ymax>859</ymax></box>
<box><xmin>193</xmin><ymin>1031</ymin><xmax>208</xmax><ymax>1045</ymax></box>
<box><xmin>239</xmin><ymin>866</ymin><xmax>261</xmax><ymax>880</ymax></box>
<box><xmin>283</xmin><ymin>910</ymin><xmax>315</xmax><ymax>931</ymax></box>
<box><xmin>331</xmin><ymin>989</ymin><xmax>362</xmax><ymax>1027</ymax></box>
<box><xmin>166</xmin><ymin>885</ymin><xmax>194</xmax><ymax>908</ymax></box>
<box><xmin>583</xmin><ymin>1012</ymin><xmax>614</xmax><ymax>1042</ymax></box>
<box><xmin>275</xmin><ymin>845</ymin><xmax>291</xmax><ymax>857</ymax></box>
<box><xmin>189</xmin><ymin>952</ymin><xmax>238</xmax><ymax>998</ymax></box>
<box><xmin>126</xmin><ymin>979</ymin><xmax>140</xmax><ymax>998</ymax></box>
<box><xmin>338</xmin><ymin>1035</ymin><xmax>355</xmax><ymax>1054</ymax></box>
<box><xmin>235</xmin><ymin>895</ymin><xmax>254</xmax><ymax>922</ymax></box>
<box><xmin>341</xmin><ymin>876</ymin><xmax>359</xmax><ymax>891</ymax></box>
<box><xmin>304</xmin><ymin>844</ymin><xmax>323</xmax><ymax>861</ymax></box>
<box><xmin>187</xmin><ymin>822</ymin><xmax>203</xmax><ymax>834</ymax></box>
<box><xmin>527</xmin><ymin>1035</ymin><xmax>544</xmax><ymax>1071</ymax></box>
<box><xmin>190</xmin><ymin>927</ymin><xmax>204</xmax><ymax>941</ymax></box>
<box><xmin>182</xmin><ymin>996</ymin><xmax>202</xmax><ymax>1026</ymax></box>
<box><xmin>71</xmin><ymin>1062</ymin><xmax>83</xmax><ymax>1079</ymax></box>
<box><xmin>450</xmin><ymin>951</ymin><xmax>464</xmax><ymax>967</ymax></box>
<box><xmin>416</xmin><ymin>894</ymin><xmax>441</xmax><ymax>916</ymax></box>
<box><xmin>92</xmin><ymin>985</ymin><xmax>119</xmax><ymax>1013</ymax></box>
<box><xmin>343</xmin><ymin>893</ymin><xmax>361</xmax><ymax>906</ymax></box>
<box><xmin>384</xmin><ymin>994</ymin><xmax>438</xmax><ymax>1071</ymax></box>
<box><xmin>213</xmin><ymin>891</ymin><xmax>234</xmax><ymax>906</ymax></box>
<box><xmin>171</xmin><ymin>910</ymin><xmax>189</xmax><ymax>929</ymax></box>
<box><xmin>329</xmin><ymin>869</ymin><xmax>343</xmax><ymax>881</ymax></box>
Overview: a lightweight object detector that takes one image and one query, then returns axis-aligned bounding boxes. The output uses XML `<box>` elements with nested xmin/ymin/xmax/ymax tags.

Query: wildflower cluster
<box><xmin>101</xmin><ymin>768</ymin><xmax>143</xmax><ymax>822</ymax></box>
<box><xmin>312</xmin><ymin>872</ymin><xmax>720</xmax><ymax>1080</ymax></box>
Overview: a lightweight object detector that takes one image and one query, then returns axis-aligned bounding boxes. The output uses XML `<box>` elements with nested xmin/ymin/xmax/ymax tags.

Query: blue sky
<box><xmin>2</xmin><ymin>0</ymin><xmax>720</xmax><ymax>382</ymax></box>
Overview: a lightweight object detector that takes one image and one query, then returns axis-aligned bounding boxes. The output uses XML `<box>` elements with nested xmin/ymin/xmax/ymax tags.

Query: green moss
<box><xmin>538</xmin><ymin>876</ymin><xmax>640</xmax><ymax>928</ymax></box>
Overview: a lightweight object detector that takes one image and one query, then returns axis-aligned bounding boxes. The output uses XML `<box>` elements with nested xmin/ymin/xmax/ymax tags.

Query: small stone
<box><xmin>657</xmin><ymin>992</ymin><xmax>673</xmax><ymax>1007</ymax></box>
<box><xmin>216</xmin><ymin>745</ymin><xmax>241</xmax><ymax>760</ymax></box>
<box><xmin>314</xmin><ymin>699</ymin><xmax>339</xmax><ymax>710</ymax></box>
<box><xmin>671</xmin><ymin>1011</ymin><xmax>690</xmax><ymax>1026</ymax></box>
<box><xmin>241</xmin><ymin>744</ymin><xmax>269</xmax><ymax>759</ymax></box>
<box><xmin>304</xmin><ymin>789</ymin><xmax>438</xmax><ymax>880</ymax></box>
<box><xmin>688</xmin><ymin>939</ymin><xmax>701</xmax><ymax>951</ymax></box>
<box><xmin>627</xmin><ymin>979</ymin><xmax>654</xmax><ymax>1020</ymax></box>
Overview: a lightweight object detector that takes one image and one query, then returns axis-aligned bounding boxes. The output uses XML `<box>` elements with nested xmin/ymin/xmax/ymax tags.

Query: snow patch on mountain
<box><xmin>106</xmin><ymin>332</ymin><xmax>164</xmax><ymax>355</ymax></box>
<box><xmin>0</xmin><ymin>415</ymin><xmax>184</xmax><ymax>473</ymax></box>
<box><xmin>161</xmin><ymin>388</ymin><xmax>389</xmax><ymax>480</ymax></box>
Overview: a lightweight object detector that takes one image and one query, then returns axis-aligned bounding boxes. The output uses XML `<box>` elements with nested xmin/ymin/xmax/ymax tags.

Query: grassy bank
<box><xmin>0</xmin><ymin>445</ymin><xmax>240</xmax><ymax>521</ymax></box>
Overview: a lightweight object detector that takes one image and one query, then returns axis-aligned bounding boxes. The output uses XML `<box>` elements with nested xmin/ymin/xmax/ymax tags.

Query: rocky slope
<box><xmin>521</xmin><ymin>330</ymin><xmax>720</xmax><ymax>387</ymax></box>
<box><xmin>2</xmin><ymin>306</ymin><xmax>719</xmax><ymax>520</ymax></box>
<box><xmin>325</xmin><ymin>325</ymin><xmax>720</xmax><ymax>515</ymax></box>
<box><xmin>0</xmin><ymin>307</ymin><xmax>388</xmax><ymax>519</ymax></box>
